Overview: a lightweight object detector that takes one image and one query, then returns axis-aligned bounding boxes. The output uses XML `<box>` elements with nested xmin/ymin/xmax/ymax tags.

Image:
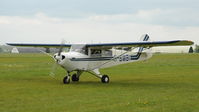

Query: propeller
<box><xmin>37</xmin><ymin>48</ymin><xmax>57</xmax><ymax>78</ymax></box>
<box><xmin>37</xmin><ymin>39</ymin><xmax>66</xmax><ymax>78</ymax></box>
<box><xmin>49</xmin><ymin>39</ymin><xmax>66</xmax><ymax>78</ymax></box>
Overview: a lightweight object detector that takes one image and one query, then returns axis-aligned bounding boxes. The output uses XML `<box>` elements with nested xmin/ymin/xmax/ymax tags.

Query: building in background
<box><xmin>152</xmin><ymin>46</ymin><xmax>192</xmax><ymax>53</ymax></box>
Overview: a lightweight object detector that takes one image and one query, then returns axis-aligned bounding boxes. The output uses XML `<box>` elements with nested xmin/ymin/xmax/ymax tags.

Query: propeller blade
<box><xmin>58</xmin><ymin>39</ymin><xmax>65</xmax><ymax>56</ymax></box>
<box><xmin>36</xmin><ymin>48</ymin><xmax>57</xmax><ymax>78</ymax></box>
<box><xmin>38</xmin><ymin>49</ymin><xmax>54</xmax><ymax>58</ymax></box>
<box><xmin>49</xmin><ymin>62</ymin><xmax>58</xmax><ymax>78</ymax></box>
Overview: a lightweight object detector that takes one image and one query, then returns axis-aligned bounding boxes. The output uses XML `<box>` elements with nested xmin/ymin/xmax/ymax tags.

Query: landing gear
<box><xmin>63</xmin><ymin>73</ymin><xmax>79</xmax><ymax>84</ymax></box>
<box><xmin>62</xmin><ymin>70</ymin><xmax>110</xmax><ymax>84</ymax></box>
<box><xmin>63</xmin><ymin>75</ymin><xmax>70</xmax><ymax>84</ymax></box>
<box><xmin>101</xmin><ymin>75</ymin><xmax>109</xmax><ymax>83</ymax></box>
<box><xmin>72</xmin><ymin>74</ymin><xmax>79</xmax><ymax>82</ymax></box>
<box><xmin>63</xmin><ymin>71</ymin><xmax>82</xmax><ymax>84</ymax></box>
<box><xmin>88</xmin><ymin>69</ymin><xmax>110</xmax><ymax>83</ymax></box>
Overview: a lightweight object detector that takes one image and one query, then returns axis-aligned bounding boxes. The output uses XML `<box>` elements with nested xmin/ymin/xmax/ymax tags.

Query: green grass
<box><xmin>0</xmin><ymin>53</ymin><xmax>199</xmax><ymax>112</ymax></box>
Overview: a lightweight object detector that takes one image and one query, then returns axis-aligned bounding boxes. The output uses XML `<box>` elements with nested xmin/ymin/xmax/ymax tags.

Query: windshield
<box><xmin>70</xmin><ymin>44</ymin><xmax>88</xmax><ymax>55</ymax></box>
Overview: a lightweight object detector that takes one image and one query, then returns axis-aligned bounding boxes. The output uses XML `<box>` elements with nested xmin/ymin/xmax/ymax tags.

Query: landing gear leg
<box><xmin>72</xmin><ymin>71</ymin><xmax>83</xmax><ymax>82</ymax></box>
<box><xmin>89</xmin><ymin>69</ymin><xmax>110</xmax><ymax>83</ymax></box>
<box><xmin>63</xmin><ymin>72</ymin><xmax>70</xmax><ymax>84</ymax></box>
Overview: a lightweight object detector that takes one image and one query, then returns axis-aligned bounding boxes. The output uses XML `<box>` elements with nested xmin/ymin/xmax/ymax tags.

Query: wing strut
<box><xmin>91</xmin><ymin>47</ymin><xmax>137</xmax><ymax>70</ymax></box>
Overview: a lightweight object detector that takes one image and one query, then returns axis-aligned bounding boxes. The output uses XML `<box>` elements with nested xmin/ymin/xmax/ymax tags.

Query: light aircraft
<box><xmin>7</xmin><ymin>34</ymin><xmax>194</xmax><ymax>84</ymax></box>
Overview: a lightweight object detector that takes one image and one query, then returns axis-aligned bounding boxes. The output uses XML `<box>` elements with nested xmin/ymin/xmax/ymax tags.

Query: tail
<box><xmin>140</xmin><ymin>34</ymin><xmax>150</xmax><ymax>42</ymax></box>
<box><xmin>138</xmin><ymin>34</ymin><xmax>150</xmax><ymax>53</ymax></box>
<box><xmin>137</xmin><ymin>34</ymin><xmax>153</xmax><ymax>60</ymax></box>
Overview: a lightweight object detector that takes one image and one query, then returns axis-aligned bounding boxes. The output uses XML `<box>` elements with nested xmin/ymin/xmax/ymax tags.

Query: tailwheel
<box><xmin>63</xmin><ymin>76</ymin><xmax>70</xmax><ymax>84</ymax></box>
<box><xmin>101</xmin><ymin>75</ymin><xmax>109</xmax><ymax>83</ymax></box>
<box><xmin>72</xmin><ymin>74</ymin><xmax>79</xmax><ymax>82</ymax></box>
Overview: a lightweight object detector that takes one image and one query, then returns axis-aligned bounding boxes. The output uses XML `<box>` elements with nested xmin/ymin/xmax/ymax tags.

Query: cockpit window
<box><xmin>91</xmin><ymin>49</ymin><xmax>112</xmax><ymax>57</ymax></box>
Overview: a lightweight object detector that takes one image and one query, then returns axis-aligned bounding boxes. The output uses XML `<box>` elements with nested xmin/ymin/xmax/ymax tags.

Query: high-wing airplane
<box><xmin>7</xmin><ymin>34</ymin><xmax>194</xmax><ymax>84</ymax></box>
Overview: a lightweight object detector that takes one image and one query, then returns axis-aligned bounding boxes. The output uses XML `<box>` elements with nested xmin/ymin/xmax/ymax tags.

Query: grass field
<box><xmin>0</xmin><ymin>53</ymin><xmax>199</xmax><ymax>112</ymax></box>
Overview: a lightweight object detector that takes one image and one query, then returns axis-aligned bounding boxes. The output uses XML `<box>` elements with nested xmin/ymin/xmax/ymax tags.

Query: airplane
<box><xmin>7</xmin><ymin>34</ymin><xmax>194</xmax><ymax>84</ymax></box>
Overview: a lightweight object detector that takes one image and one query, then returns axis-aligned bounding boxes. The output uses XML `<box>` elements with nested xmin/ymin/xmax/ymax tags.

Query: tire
<box><xmin>101</xmin><ymin>75</ymin><xmax>109</xmax><ymax>83</ymax></box>
<box><xmin>72</xmin><ymin>74</ymin><xmax>79</xmax><ymax>82</ymax></box>
<box><xmin>63</xmin><ymin>76</ymin><xmax>70</xmax><ymax>84</ymax></box>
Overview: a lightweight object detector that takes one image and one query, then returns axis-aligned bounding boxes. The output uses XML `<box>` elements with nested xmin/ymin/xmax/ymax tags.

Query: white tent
<box><xmin>11</xmin><ymin>47</ymin><xmax>19</xmax><ymax>53</ymax></box>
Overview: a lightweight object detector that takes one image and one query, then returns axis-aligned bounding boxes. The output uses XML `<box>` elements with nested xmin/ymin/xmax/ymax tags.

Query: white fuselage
<box><xmin>54</xmin><ymin>47</ymin><xmax>152</xmax><ymax>72</ymax></box>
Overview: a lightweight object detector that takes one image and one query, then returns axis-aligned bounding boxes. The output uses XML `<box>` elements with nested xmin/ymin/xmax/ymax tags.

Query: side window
<box><xmin>102</xmin><ymin>50</ymin><xmax>112</xmax><ymax>57</ymax></box>
<box><xmin>91</xmin><ymin>49</ymin><xmax>102</xmax><ymax>57</ymax></box>
<box><xmin>85</xmin><ymin>47</ymin><xmax>88</xmax><ymax>55</ymax></box>
<box><xmin>90</xmin><ymin>49</ymin><xmax>112</xmax><ymax>57</ymax></box>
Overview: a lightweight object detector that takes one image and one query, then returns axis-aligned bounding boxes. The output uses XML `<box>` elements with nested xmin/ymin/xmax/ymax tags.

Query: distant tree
<box><xmin>195</xmin><ymin>45</ymin><xmax>199</xmax><ymax>53</ymax></box>
<box><xmin>189</xmin><ymin>46</ymin><xmax>194</xmax><ymax>53</ymax></box>
<box><xmin>45</xmin><ymin>48</ymin><xmax>50</xmax><ymax>53</ymax></box>
<box><xmin>0</xmin><ymin>47</ymin><xmax>3</xmax><ymax>53</ymax></box>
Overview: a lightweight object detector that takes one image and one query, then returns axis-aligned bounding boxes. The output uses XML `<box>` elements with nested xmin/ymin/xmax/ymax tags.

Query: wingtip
<box><xmin>186</xmin><ymin>40</ymin><xmax>194</xmax><ymax>45</ymax></box>
<box><xmin>6</xmin><ymin>43</ymin><xmax>11</xmax><ymax>45</ymax></box>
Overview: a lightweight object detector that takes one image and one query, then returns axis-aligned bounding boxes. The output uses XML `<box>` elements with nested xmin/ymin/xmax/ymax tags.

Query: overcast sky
<box><xmin>0</xmin><ymin>0</ymin><xmax>199</xmax><ymax>45</ymax></box>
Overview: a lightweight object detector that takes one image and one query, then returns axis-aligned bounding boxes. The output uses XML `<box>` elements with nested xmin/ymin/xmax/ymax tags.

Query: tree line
<box><xmin>194</xmin><ymin>45</ymin><xmax>199</xmax><ymax>53</ymax></box>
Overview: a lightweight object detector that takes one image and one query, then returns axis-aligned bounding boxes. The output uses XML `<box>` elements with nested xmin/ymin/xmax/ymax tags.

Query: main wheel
<box><xmin>63</xmin><ymin>76</ymin><xmax>70</xmax><ymax>84</ymax></box>
<box><xmin>101</xmin><ymin>75</ymin><xmax>109</xmax><ymax>83</ymax></box>
<box><xmin>72</xmin><ymin>74</ymin><xmax>79</xmax><ymax>82</ymax></box>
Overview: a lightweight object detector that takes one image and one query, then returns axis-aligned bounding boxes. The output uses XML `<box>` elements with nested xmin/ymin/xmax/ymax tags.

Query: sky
<box><xmin>0</xmin><ymin>0</ymin><xmax>199</xmax><ymax>45</ymax></box>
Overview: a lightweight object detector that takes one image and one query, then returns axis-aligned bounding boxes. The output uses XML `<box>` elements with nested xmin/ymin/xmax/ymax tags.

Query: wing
<box><xmin>86</xmin><ymin>40</ymin><xmax>194</xmax><ymax>49</ymax></box>
<box><xmin>6</xmin><ymin>43</ymin><xmax>71</xmax><ymax>48</ymax></box>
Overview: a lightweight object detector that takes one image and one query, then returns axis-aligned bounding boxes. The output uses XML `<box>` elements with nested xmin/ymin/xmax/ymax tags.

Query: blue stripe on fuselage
<box><xmin>70</xmin><ymin>57</ymin><xmax>113</xmax><ymax>61</ymax></box>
